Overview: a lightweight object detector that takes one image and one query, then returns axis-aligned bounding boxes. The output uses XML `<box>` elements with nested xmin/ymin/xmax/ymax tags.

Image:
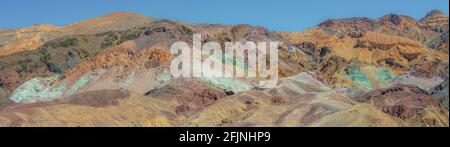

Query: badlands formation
<box><xmin>0</xmin><ymin>11</ymin><xmax>448</xmax><ymax>127</ymax></box>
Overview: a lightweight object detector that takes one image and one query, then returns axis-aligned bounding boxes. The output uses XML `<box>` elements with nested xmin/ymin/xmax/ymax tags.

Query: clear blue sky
<box><xmin>1</xmin><ymin>0</ymin><xmax>448</xmax><ymax>31</ymax></box>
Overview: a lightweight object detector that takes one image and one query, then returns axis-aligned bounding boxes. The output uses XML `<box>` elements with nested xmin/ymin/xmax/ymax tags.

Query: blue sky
<box><xmin>1</xmin><ymin>0</ymin><xmax>448</xmax><ymax>31</ymax></box>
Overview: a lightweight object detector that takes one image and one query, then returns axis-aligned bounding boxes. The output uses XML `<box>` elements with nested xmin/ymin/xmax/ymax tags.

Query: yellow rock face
<box><xmin>307</xmin><ymin>104</ymin><xmax>405</xmax><ymax>127</ymax></box>
<box><xmin>420</xmin><ymin>10</ymin><xmax>449</xmax><ymax>32</ymax></box>
<box><xmin>60</xmin><ymin>12</ymin><xmax>152</xmax><ymax>36</ymax></box>
<box><xmin>0</xmin><ymin>24</ymin><xmax>59</xmax><ymax>56</ymax></box>
<box><xmin>0</xmin><ymin>93</ymin><xmax>176</xmax><ymax>127</ymax></box>
<box><xmin>0</xmin><ymin>11</ymin><xmax>448</xmax><ymax>127</ymax></box>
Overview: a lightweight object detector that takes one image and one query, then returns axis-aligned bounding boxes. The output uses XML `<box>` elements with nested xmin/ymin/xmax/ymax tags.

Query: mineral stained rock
<box><xmin>0</xmin><ymin>11</ymin><xmax>448</xmax><ymax>127</ymax></box>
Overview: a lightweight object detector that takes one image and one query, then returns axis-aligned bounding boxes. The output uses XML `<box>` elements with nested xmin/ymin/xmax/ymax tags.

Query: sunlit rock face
<box><xmin>0</xmin><ymin>11</ymin><xmax>448</xmax><ymax>127</ymax></box>
<box><xmin>355</xmin><ymin>84</ymin><xmax>448</xmax><ymax>127</ymax></box>
<box><xmin>420</xmin><ymin>10</ymin><xmax>449</xmax><ymax>33</ymax></box>
<box><xmin>0</xmin><ymin>12</ymin><xmax>152</xmax><ymax>57</ymax></box>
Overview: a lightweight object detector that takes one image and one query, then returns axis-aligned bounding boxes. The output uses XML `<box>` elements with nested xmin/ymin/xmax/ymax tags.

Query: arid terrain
<box><xmin>0</xmin><ymin>11</ymin><xmax>448</xmax><ymax>127</ymax></box>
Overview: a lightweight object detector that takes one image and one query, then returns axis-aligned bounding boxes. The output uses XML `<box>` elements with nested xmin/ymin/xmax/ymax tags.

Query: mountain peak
<box><xmin>421</xmin><ymin>10</ymin><xmax>448</xmax><ymax>22</ymax></box>
<box><xmin>378</xmin><ymin>13</ymin><xmax>420</xmax><ymax>27</ymax></box>
<box><xmin>420</xmin><ymin>10</ymin><xmax>448</xmax><ymax>32</ymax></box>
<box><xmin>29</xmin><ymin>24</ymin><xmax>60</xmax><ymax>30</ymax></box>
<box><xmin>380</xmin><ymin>14</ymin><xmax>403</xmax><ymax>25</ymax></box>
<box><xmin>318</xmin><ymin>17</ymin><xmax>375</xmax><ymax>28</ymax></box>
<box><xmin>425</xmin><ymin>10</ymin><xmax>446</xmax><ymax>18</ymax></box>
<box><xmin>61</xmin><ymin>12</ymin><xmax>152</xmax><ymax>35</ymax></box>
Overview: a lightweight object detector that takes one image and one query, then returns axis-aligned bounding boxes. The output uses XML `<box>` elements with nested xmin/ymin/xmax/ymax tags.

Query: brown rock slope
<box><xmin>431</xmin><ymin>78</ymin><xmax>449</xmax><ymax>107</ymax></box>
<box><xmin>281</xmin><ymin>12</ymin><xmax>449</xmax><ymax>87</ymax></box>
<box><xmin>0</xmin><ymin>72</ymin><xmax>407</xmax><ymax>127</ymax></box>
<box><xmin>0</xmin><ymin>90</ymin><xmax>176</xmax><ymax>127</ymax></box>
<box><xmin>428</xmin><ymin>31</ymin><xmax>449</xmax><ymax>53</ymax></box>
<box><xmin>194</xmin><ymin>24</ymin><xmax>313</xmax><ymax>77</ymax></box>
<box><xmin>0</xmin><ymin>19</ymin><xmax>193</xmax><ymax>103</ymax></box>
<box><xmin>0</xmin><ymin>24</ymin><xmax>59</xmax><ymax>56</ymax></box>
<box><xmin>0</xmin><ymin>11</ymin><xmax>447</xmax><ymax>127</ymax></box>
<box><xmin>430</xmin><ymin>64</ymin><xmax>449</xmax><ymax>107</ymax></box>
<box><xmin>282</xmin><ymin>22</ymin><xmax>447</xmax><ymax>73</ymax></box>
<box><xmin>420</xmin><ymin>10</ymin><xmax>449</xmax><ymax>33</ymax></box>
<box><xmin>0</xmin><ymin>69</ymin><xmax>19</xmax><ymax>104</ymax></box>
<box><xmin>60</xmin><ymin>12</ymin><xmax>152</xmax><ymax>36</ymax></box>
<box><xmin>355</xmin><ymin>84</ymin><xmax>449</xmax><ymax>127</ymax></box>
<box><xmin>0</xmin><ymin>12</ymin><xmax>152</xmax><ymax>56</ymax></box>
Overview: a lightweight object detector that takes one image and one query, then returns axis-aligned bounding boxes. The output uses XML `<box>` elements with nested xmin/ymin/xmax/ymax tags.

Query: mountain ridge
<box><xmin>0</xmin><ymin>11</ymin><xmax>448</xmax><ymax>127</ymax></box>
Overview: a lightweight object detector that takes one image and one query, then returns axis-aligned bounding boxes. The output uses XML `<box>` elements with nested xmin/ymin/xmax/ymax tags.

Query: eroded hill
<box><xmin>0</xmin><ymin>11</ymin><xmax>448</xmax><ymax>127</ymax></box>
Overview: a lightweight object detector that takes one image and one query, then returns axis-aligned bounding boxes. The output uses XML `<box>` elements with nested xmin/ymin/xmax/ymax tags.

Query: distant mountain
<box><xmin>318</xmin><ymin>13</ymin><xmax>443</xmax><ymax>43</ymax></box>
<box><xmin>281</xmin><ymin>12</ymin><xmax>448</xmax><ymax>90</ymax></box>
<box><xmin>420</xmin><ymin>10</ymin><xmax>449</xmax><ymax>33</ymax></box>
<box><xmin>60</xmin><ymin>12</ymin><xmax>152</xmax><ymax>36</ymax></box>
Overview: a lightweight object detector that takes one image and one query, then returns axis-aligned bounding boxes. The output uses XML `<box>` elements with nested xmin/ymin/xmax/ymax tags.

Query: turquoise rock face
<box><xmin>122</xmin><ymin>72</ymin><xmax>136</xmax><ymax>88</ymax></box>
<box><xmin>9</xmin><ymin>73</ymin><xmax>97</xmax><ymax>103</ymax></box>
<box><xmin>376</xmin><ymin>68</ymin><xmax>397</xmax><ymax>83</ymax></box>
<box><xmin>222</xmin><ymin>55</ymin><xmax>247</xmax><ymax>69</ymax></box>
<box><xmin>9</xmin><ymin>75</ymin><xmax>66</xmax><ymax>103</ymax></box>
<box><xmin>346</xmin><ymin>63</ymin><xmax>397</xmax><ymax>90</ymax></box>
<box><xmin>346</xmin><ymin>65</ymin><xmax>373</xmax><ymax>89</ymax></box>
<box><xmin>199</xmin><ymin>77</ymin><xmax>253</xmax><ymax>93</ymax></box>
<box><xmin>157</xmin><ymin>70</ymin><xmax>173</xmax><ymax>84</ymax></box>
<box><xmin>191</xmin><ymin>54</ymin><xmax>254</xmax><ymax>93</ymax></box>
<box><xmin>68</xmin><ymin>74</ymin><xmax>92</xmax><ymax>96</ymax></box>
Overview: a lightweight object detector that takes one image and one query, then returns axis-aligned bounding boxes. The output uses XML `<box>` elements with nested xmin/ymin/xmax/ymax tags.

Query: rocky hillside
<box><xmin>0</xmin><ymin>24</ymin><xmax>59</xmax><ymax>56</ymax></box>
<box><xmin>428</xmin><ymin>30</ymin><xmax>449</xmax><ymax>53</ymax></box>
<box><xmin>420</xmin><ymin>10</ymin><xmax>449</xmax><ymax>33</ymax></box>
<box><xmin>60</xmin><ymin>12</ymin><xmax>153</xmax><ymax>36</ymax></box>
<box><xmin>0</xmin><ymin>12</ymin><xmax>152</xmax><ymax>57</ymax></box>
<box><xmin>0</xmin><ymin>11</ymin><xmax>448</xmax><ymax>127</ymax></box>
<box><xmin>281</xmin><ymin>10</ymin><xmax>449</xmax><ymax>89</ymax></box>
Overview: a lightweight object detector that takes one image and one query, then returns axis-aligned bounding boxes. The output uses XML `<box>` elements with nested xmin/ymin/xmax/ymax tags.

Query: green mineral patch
<box><xmin>199</xmin><ymin>77</ymin><xmax>253</xmax><ymax>93</ymax></box>
<box><xmin>122</xmin><ymin>72</ymin><xmax>136</xmax><ymax>88</ymax></box>
<box><xmin>376</xmin><ymin>68</ymin><xmax>397</xmax><ymax>83</ymax></box>
<box><xmin>157</xmin><ymin>70</ymin><xmax>172</xmax><ymax>83</ymax></box>
<box><xmin>346</xmin><ymin>64</ymin><xmax>373</xmax><ymax>89</ymax></box>
<box><xmin>68</xmin><ymin>74</ymin><xmax>92</xmax><ymax>96</ymax></box>
<box><xmin>222</xmin><ymin>55</ymin><xmax>247</xmax><ymax>69</ymax></box>
<box><xmin>347</xmin><ymin>62</ymin><xmax>397</xmax><ymax>90</ymax></box>
<box><xmin>9</xmin><ymin>75</ymin><xmax>66</xmax><ymax>103</ymax></box>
